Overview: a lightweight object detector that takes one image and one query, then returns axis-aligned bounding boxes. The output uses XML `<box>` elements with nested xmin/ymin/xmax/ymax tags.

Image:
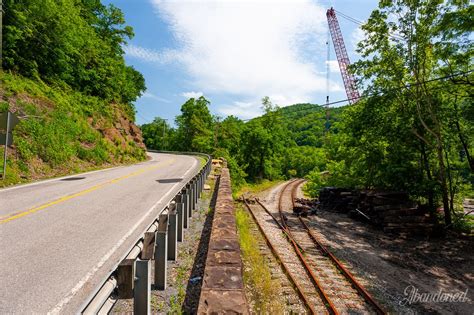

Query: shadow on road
<box><xmin>60</xmin><ymin>177</ymin><xmax>86</xmax><ymax>181</ymax></box>
<box><xmin>156</xmin><ymin>178</ymin><xmax>183</xmax><ymax>184</ymax></box>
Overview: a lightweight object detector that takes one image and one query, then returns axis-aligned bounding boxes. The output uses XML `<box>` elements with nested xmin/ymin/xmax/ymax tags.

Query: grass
<box><xmin>233</xmin><ymin>179</ymin><xmax>283</xmax><ymax>199</ymax></box>
<box><xmin>0</xmin><ymin>70</ymin><xmax>146</xmax><ymax>188</ymax></box>
<box><xmin>452</xmin><ymin>213</ymin><xmax>474</xmax><ymax>235</ymax></box>
<box><xmin>168</xmin><ymin>259</ymin><xmax>190</xmax><ymax>314</ymax></box>
<box><xmin>198</xmin><ymin>156</ymin><xmax>207</xmax><ymax>168</ymax></box>
<box><xmin>150</xmin><ymin>296</ymin><xmax>165</xmax><ymax>312</ymax></box>
<box><xmin>235</xmin><ymin>204</ymin><xmax>285</xmax><ymax>313</ymax></box>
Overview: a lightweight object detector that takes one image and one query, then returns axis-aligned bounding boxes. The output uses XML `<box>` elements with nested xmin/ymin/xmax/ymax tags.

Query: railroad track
<box><xmin>243</xmin><ymin>179</ymin><xmax>386</xmax><ymax>315</ymax></box>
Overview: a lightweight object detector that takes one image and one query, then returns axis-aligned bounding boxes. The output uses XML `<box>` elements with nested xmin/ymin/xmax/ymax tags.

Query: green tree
<box><xmin>346</xmin><ymin>0</ymin><xmax>473</xmax><ymax>225</ymax></box>
<box><xmin>175</xmin><ymin>96</ymin><xmax>213</xmax><ymax>152</ymax></box>
<box><xmin>141</xmin><ymin>118</ymin><xmax>171</xmax><ymax>150</ymax></box>
<box><xmin>2</xmin><ymin>0</ymin><xmax>145</xmax><ymax>111</ymax></box>
<box><xmin>241</xmin><ymin>97</ymin><xmax>289</xmax><ymax>180</ymax></box>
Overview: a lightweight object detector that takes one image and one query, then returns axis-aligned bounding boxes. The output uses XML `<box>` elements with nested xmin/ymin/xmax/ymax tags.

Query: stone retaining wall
<box><xmin>197</xmin><ymin>168</ymin><xmax>249</xmax><ymax>314</ymax></box>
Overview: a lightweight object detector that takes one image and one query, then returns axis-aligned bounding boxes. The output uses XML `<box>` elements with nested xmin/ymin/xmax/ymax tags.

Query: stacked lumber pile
<box><xmin>356</xmin><ymin>191</ymin><xmax>435</xmax><ymax>235</ymax></box>
<box><xmin>318</xmin><ymin>187</ymin><xmax>358</xmax><ymax>213</ymax></box>
<box><xmin>318</xmin><ymin>188</ymin><xmax>436</xmax><ymax>236</ymax></box>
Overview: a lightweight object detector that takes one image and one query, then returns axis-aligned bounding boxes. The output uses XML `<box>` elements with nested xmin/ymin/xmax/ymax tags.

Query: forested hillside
<box><xmin>0</xmin><ymin>0</ymin><xmax>147</xmax><ymax>186</ymax></box>
<box><xmin>141</xmin><ymin>98</ymin><xmax>342</xmax><ymax>188</ymax></box>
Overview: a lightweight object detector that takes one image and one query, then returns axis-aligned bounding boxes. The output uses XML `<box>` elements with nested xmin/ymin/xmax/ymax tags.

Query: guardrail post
<box><xmin>134</xmin><ymin>259</ymin><xmax>151</xmax><ymax>315</ymax></box>
<box><xmin>197</xmin><ymin>175</ymin><xmax>200</xmax><ymax>196</ymax></box>
<box><xmin>176</xmin><ymin>194</ymin><xmax>184</xmax><ymax>242</ymax></box>
<box><xmin>203</xmin><ymin>170</ymin><xmax>205</xmax><ymax>187</ymax></box>
<box><xmin>154</xmin><ymin>214</ymin><xmax>168</xmax><ymax>290</ymax></box>
<box><xmin>189</xmin><ymin>180</ymin><xmax>195</xmax><ymax>216</ymax></box>
<box><xmin>201</xmin><ymin>170</ymin><xmax>205</xmax><ymax>191</ymax></box>
<box><xmin>193</xmin><ymin>178</ymin><xmax>198</xmax><ymax>208</ymax></box>
<box><xmin>198</xmin><ymin>173</ymin><xmax>202</xmax><ymax>195</ymax></box>
<box><xmin>168</xmin><ymin>203</ymin><xmax>177</xmax><ymax>261</ymax></box>
<box><xmin>183</xmin><ymin>186</ymin><xmax>190</xmax><ymax>228</ymax></box>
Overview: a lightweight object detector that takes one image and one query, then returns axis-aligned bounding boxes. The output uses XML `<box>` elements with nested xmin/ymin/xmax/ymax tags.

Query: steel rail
<box><xmin>291</xmin><ymin>180</ymin><xmax>386</xmax><ymax>315</ymax></box>
<box><xmin>277</xmin><ymin>181</ymin><xmax>339</xmax><ymax>315</ymax></box>
<box><xmin>290</xmin><ymin>178</ymin><xmax>307</xmax><ymax>209</ymax></box>
<box><xmin>242</xmin><ymin>198</ymin><xmax>316</xmax><ymax>315</ymax></box>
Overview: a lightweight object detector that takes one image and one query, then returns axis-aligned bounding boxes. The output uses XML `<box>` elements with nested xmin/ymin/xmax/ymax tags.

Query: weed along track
<box><xmin>243</xmin><ymin>180</ymin><xmax>386</xmax><ymax>314</ymax></box>
<box><xmin>242</xmin><ymin>197</ymin><xmax>327</xmax><ymax>314</ymax></box>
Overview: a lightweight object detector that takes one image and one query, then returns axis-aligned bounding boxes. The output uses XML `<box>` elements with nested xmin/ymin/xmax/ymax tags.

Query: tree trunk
<box><xmin>445</xmin><ymin>146</ymin><xmax>455</xmax><ymax>215</ymax></box>
<box><xmin>437</xmin><ymin>143</ymin><xmax>452</xmax><ymax>226</ymax></box>
<box><xmin>421</xmin><ymin>142</ymin><xmax>435</xmax><ymax>211</ymax></box>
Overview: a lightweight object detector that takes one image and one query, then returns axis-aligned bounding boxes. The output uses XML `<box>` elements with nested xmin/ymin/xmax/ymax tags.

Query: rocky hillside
<box><xmin>0</xmin><ymin>71</ymin><xmax>146</xmax><ymax>187</ymax></box>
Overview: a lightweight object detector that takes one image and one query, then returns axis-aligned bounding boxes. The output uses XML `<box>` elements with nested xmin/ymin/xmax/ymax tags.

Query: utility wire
<box><xmin>334</xmin><ymin>9</ymin><xmax>405</xmax><ymax>41</ymax></box>
<box><xmin>240</xmin><ymin>69</ymin><xmax>473</xmax><ymax>122</ymax></box>
<box><xmin>335</xmin><ymin>10</ymin><xmax>364</xmax><ymax>25</ymax></box>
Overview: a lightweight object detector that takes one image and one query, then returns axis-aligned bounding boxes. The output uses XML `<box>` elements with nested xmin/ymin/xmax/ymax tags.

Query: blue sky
<box><xmin>103</xmin><ymin>0</ymin><xmax>379</xmax><ymax>125</ymax></box>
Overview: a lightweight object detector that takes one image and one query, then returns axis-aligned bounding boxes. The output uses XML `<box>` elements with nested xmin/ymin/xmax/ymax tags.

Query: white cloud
<box><xmin>150</xmin><ymin>0</ymin><xmax>329</xmax><ymax>109</ymax></box>
<box><xmin>325</xmin><ymin>60</ymin><xmax>340</xmax><ymax>73</ymax></box>
<box><xmin>123</xmin><ymin>44</ymin><xmax>180</xmax><ymax>64</ymax></box>
<box><xmin>351</xmin><ymin>27</ymin><xmax>365</xmax><ymax>53</ymax></box>
<box><xmin>329</xmin><ymin>82</ymin><xmax>344</xmax><ymax>93</ymax></box>
<box><xmin>141</xmin><ymin>92</ymin><xmax>171</xmax><ymax>103</ymax></box>
<box><xmin>218</xmin><ymin>94</ymin><xmax>311</xmax><ymax>120</ymax></box>
<box><xmin>218</xmin><ymin>100</ymin><xmax>262</xmax><ymax>119</ymax></box>
<box><xmin>181</xmin><ymin>91</ymin><xmax>204</xmax><ymax>99</ymax></box>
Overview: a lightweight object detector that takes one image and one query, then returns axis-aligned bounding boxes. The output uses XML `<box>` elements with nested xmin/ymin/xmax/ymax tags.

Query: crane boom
<box><xmin>326</xmin><ymin>7</ymin><xmax>360</xmax><ymax>104</ymax></box>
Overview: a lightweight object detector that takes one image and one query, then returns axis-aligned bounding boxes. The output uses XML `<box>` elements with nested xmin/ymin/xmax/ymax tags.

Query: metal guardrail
<box><xmin>80</xmin><ymin>151</ymin><xmax>212</xmax><ymax>314</ymax></box>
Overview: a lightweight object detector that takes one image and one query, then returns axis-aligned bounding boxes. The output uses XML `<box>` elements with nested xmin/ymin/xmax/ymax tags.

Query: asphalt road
<box><xmin>0</xmin><ymin>152</ymin><xmax>201</xmax><ymax>314</ymax></box>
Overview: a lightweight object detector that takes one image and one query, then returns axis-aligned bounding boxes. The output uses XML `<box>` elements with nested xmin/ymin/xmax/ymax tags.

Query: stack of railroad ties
<box><xmin>294</xmin><ymin>187</ymin><xmax>438</xmax><ymax>236</ymax></box>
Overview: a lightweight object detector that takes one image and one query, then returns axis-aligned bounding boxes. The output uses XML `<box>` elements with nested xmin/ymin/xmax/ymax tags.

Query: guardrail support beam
<box><xmin>134</xmin><ymin>259</ymin><xmax>151</xmax><ymax>315</ymax></box>
<box><xmin>183</xmin><ymin>187</ymin><xmax>189</xmax><ymax>228</ymax></box>
<box><xmin>189</xmin><ymin>182</ymin><xmax>195</xmax><ymax>216</ymax></box>
<box><xmin>193</xmin><ymin>179</ymin><xmax>198</xmax><ymax>210</ymax></box>
<box><xmin>199</xmin><ymin>173</ymin><xmax>203</xmax><ymax>196</ymax></box>
<box><xmin>141</xmin><ymin>231</ymin><xmax>156</xmax><ymax>260</ymax></box>
<box><xmin>117</xmin><ymin>259</ymin><xmax>135</xmax><ymax>299</ymax></box>
<box><xmin>168</xmin><ymin>204</ymin><xmax>177</xmax><ymax>261</ymax></box>
<box><xmin>197</xmin><ymin>175</ymin><xmax>200</xmax><ymax>198</ymax></box>
<box><xmin>154</xmin><ymin>214</ymin><xmax>168</xmax><ymax>290</ymax></box>
<box><xmin>176</xmin><ymin>194</ymin><xmax>184</xmax><ymax>242</ymax></box>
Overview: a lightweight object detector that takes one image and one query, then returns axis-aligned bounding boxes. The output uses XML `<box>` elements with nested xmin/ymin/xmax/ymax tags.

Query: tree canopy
<box><xmin>3</xmin><ymin>0</ymin><xmax>145</xmax><ymax>112</ymax></box>
<box><xmin>310</xmin><ymin>0</ymin><xmax>473</xmax><ymax>226</ymax></box>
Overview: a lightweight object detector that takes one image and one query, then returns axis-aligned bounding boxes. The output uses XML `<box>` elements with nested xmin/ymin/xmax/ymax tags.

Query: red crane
<box><xmin>326</xmin><ymin>7</ymin><xmax>360</xmax><ymax>104</ymax></box>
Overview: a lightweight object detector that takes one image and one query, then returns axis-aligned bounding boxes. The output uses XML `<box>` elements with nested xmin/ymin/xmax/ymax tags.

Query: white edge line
<box><xmin>48</xmin><ymin>156</ymin><xmax>199</xmax><ymax>314</ymax></box>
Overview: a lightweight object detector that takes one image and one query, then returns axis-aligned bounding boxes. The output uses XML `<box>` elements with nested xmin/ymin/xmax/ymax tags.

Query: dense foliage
<box><xmin>3</xmin><ymin>0</ymin><xmax>145</xmax><ymax>114</ymax></box>
<box><xmin>307</xmin><ymin>0</ymin><xmax>473</xmax><ymax>226</ymax></box>
<box><xmin>0</xmin><ymin>0</ymin><xmax>147</xmax><ymax>186</ymax></box>
<box><xmin>141</xmin><ymin>97</ymin><xmax>339</xmax><ymax>189</ymax></box>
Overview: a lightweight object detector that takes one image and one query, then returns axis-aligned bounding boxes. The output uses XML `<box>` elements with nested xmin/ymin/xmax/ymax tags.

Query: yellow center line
<box><xmin>0</xmin><ymin>159</ymin><xmax>175</xmax><ymax>225</ymax></box>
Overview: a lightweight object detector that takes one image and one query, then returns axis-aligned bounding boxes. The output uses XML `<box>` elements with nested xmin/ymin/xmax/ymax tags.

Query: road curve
<box><xmin>0</xmin><ymin>152</ymin><xmax>201</xmax><ymax>313</ymax></box>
